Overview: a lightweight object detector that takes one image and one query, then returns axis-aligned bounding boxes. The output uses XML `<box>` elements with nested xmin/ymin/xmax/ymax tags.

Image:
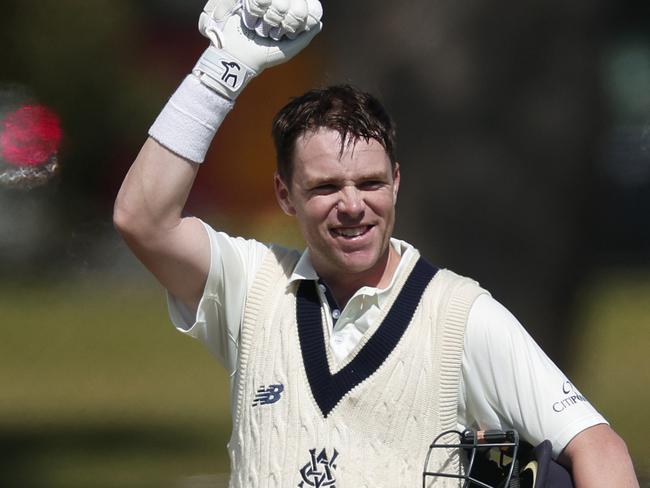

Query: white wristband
<box><xmin>148</xmin><ymin>74</ymin><xmax>234</xmax><ymax>163</ymax></box>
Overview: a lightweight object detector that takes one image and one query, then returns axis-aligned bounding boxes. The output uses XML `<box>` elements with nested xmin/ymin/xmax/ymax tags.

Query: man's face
<box><xmin>275</xmin><ymin>128</ymin><xmax>400</xmax><ymax>283</ymax></box>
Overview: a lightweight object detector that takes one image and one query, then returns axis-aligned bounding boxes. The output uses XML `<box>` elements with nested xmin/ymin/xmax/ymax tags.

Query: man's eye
<box><xmin>359</xmin><ymin>181</ymin><xmax>383</xmax><ymax>190</ymax></box>
<box><xmin>311</xmin><ymin>184</ymin><xmax>338</xmax><ymax>194</ymax></box>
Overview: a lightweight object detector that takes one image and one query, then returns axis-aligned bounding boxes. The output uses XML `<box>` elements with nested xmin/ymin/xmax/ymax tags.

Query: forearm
<box><xmin>114</xmin><ymin>71</ymin><xmax>233</xmax><ymax>240</ymax></box>
<box><xmin>114</xmin><ymin>137</ymin><xmax>199</xmax><ymax>239</ymax></box>
<box><xmin>560</xmin><ymin>424</ymin><xmax>639</xmax><ymax>488</ymax></box>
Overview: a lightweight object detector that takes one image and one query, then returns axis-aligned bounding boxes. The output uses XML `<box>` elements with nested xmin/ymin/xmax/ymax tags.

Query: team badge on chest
<box><xmin>298</xmin><ymin>448</ymin><xmax>338</xmax><ymax>488</ymax></box>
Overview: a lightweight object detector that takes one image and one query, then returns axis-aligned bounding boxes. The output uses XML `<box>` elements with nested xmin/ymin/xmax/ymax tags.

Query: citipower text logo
<box><xmin>552</xmin><ymin>381</ymin><xmax>588</xmax><ymax>413</ymax></box>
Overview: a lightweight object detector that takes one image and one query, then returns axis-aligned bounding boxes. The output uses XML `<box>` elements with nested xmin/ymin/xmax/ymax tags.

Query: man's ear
<box><xmin>274</xmin><ymin>173</ymin><xmax>296</xmax><ymax>216</ymax></box>
<box><xmin>392</xmin><ymin>162</ymin><xmax>401</xmax><ymax>202</ymax></box>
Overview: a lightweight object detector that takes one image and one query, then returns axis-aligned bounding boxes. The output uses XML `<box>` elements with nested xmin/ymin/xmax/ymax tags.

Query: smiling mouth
<box><xmin>330</xmin><ymin>225</ymin><xmax>373</xmax><ymax>238</ymax></box>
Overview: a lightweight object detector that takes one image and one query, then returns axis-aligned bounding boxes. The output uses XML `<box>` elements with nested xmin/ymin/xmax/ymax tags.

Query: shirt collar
<box><xmin>288</xmin><ymin>248</ymin><xmax>319</xmax><ymax>283</ymax></box>
<box><xmin>288</xmin><ymin>238</ymin><xmax>415</xmax><ymax>291</ymax></box>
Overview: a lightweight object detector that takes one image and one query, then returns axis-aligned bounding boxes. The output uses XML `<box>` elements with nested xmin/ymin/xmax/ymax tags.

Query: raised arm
<box><xmin>113</xmin><ymin>0</ymin><xmax>322</xmax><ymax>311</ymax></box>
<box><xmin>114</xmin><ymin>138</ymin><xmax>206</xmax><ymax>310</ymax></box>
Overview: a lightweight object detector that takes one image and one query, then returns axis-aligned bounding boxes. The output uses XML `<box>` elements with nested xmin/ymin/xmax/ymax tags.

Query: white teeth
<box><xmin>334</xmin><ymin>227</ymin><xmax>367</xmax><ymax>237</ymax></box>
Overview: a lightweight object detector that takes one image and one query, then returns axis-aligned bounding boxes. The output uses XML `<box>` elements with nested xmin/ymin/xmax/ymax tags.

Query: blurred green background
<box><xmin>1</xmin><ymin>0</ymin><xmax>649</xmax><ymax>486</ymax></box>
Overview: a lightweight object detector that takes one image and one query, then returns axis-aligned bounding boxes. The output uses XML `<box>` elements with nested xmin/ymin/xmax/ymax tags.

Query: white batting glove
<box><xmin>193</xmin><ymin>0</ymin><xmax>322</xmax><ymax>99</ymax></box>
<box><xmin>241</xmin><ymin>0</ymin><xmax>323</xmax><ymax>40</ymax></box>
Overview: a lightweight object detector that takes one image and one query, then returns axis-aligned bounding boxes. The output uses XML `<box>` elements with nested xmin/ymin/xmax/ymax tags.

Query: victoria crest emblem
<box><xmin>298</xmin><ymin>448</ymin><xmax>339</xmax><ymax>488</ymax></box>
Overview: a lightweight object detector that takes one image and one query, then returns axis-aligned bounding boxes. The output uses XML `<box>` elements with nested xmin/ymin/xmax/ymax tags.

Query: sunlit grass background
<box><xmin>1</xmin><ymin>277</ymin><xmax>230</xmax><ymax>488</ymax></box>
<box><xmin>1</xmin><ymin>264</ymin><xmax>648</xmax><ymax>487</ymax></box>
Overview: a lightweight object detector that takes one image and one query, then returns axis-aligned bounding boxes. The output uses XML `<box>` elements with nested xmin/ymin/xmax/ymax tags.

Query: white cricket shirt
<box><xmin>168</xmin><ymin>222</ymin><xmax>607</xmax><ymax>458</ymax></box>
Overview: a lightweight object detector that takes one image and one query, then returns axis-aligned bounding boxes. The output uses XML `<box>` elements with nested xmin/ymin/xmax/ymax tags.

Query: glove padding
<box><xmin>194</xmin><ymin>0</ymin><xmax>322</xmax><ymax>99</ymax></box>
<box><xmin>242</xmin><ymin>0</ymin><xmax>322</xmax><ymax>41</ymax></box>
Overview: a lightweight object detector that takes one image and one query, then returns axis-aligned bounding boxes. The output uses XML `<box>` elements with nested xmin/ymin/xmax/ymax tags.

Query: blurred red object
<box><xmin>1</xmin><ymin>105</ymin><xmax>62</xmax><ymax>167</ymax></box>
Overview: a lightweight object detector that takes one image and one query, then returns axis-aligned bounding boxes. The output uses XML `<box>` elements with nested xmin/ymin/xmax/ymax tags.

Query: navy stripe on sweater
<box><xmin>296</xmin><ymin>257</ymin><xmax>438</xmax><ymax>417</ymax></box>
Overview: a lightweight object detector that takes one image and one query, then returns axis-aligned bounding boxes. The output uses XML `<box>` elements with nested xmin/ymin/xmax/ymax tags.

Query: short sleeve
<box><xmin>166</xmin><ymin>221</ymin><xmax>269</xmax><ymax>373</ymax></box>
<box><xmin>458</xmin><ymin>294</ymin><xmax>608</xmax><ymax>458</ymax></box>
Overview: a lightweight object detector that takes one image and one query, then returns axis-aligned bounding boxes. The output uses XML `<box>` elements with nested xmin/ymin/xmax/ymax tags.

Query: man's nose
<box><xmin>336</xmin><ymin>186</ymin><xmax>365</xmax><ymax>217</ymax></box>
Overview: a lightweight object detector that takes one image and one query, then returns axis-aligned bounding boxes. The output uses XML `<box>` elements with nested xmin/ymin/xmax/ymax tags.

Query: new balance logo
<box><xmin>220</xmin><ymin>61</ymin><xmax>241</xmax><ymax>88</ymax></box>
<box><xmin>252</xmin><ymin>383</ymin><xmax>284</xmax><ymax>406</ymax></box>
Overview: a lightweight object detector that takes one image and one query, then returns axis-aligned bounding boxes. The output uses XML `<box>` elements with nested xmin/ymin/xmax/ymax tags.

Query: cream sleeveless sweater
<box><xmin>227</xmin><ymin>245</ymin><xmax>486</xmax><ymax>488</ymax></box>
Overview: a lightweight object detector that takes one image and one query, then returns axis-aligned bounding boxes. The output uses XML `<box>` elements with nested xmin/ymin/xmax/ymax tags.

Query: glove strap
<box><xmin>193</xmin><ymin>46</ymin><xmax>256</xmax><ymax>100</ymax></box>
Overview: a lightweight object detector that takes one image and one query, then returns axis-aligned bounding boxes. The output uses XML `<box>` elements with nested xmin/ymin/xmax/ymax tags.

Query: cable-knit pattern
<box><xmin>229</xmin><ymin>247</ymin><xmax>487</xmax><ymax>488</ymax></box>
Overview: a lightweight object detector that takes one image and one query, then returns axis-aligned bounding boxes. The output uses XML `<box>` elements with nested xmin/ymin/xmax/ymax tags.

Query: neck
<box><xmin>319</xmin><ymin>244</ymin><xmax>400</xmax><ymax>307</ymax></box>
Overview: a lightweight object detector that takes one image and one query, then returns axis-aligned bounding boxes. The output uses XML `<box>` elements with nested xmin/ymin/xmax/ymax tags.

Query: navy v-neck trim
<box><xmin>296</xmin><ymin>257</ymin><xmax>439</xmax><ymax>417</ymax></box>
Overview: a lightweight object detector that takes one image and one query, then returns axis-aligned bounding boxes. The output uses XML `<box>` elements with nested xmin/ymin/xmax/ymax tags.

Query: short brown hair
<box><xmin>272</xmin><ymin>85</ymin><xmax>397</xmax><ymax>183</ymax></box>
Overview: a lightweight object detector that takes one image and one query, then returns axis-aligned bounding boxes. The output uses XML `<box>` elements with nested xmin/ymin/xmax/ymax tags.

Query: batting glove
<box><xmin>193</xmin><ymin>0</ymin><xmax>322</xmax><ymax>99</ymax></box>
